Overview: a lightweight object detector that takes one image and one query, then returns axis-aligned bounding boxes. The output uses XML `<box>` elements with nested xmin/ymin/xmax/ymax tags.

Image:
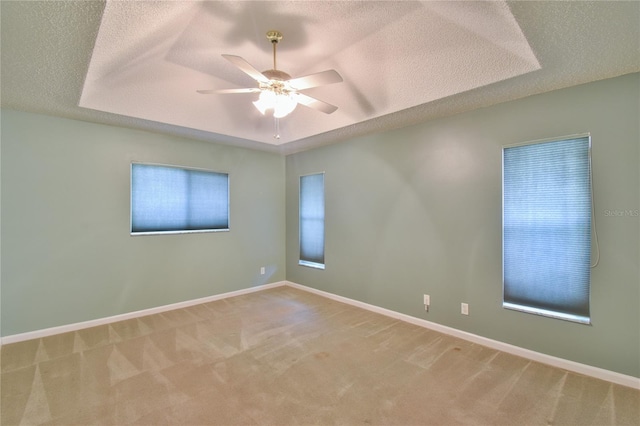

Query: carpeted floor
<box><xmin>2</xmin><ymin>286</ymin><xmax>639</xmax><ymax>425</ymax></box>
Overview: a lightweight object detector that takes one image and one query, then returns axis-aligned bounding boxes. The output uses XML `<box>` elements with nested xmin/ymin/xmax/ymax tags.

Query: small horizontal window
<box><xmin>131</xmin><ymin>163</ymin><xmax>229</xmax><ymax>235</ymax></box>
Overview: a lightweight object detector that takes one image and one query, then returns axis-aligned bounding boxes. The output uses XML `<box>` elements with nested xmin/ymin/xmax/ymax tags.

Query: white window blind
<box><xmin>299</xmin><ymin>173</ymin><xmax>325</xmax><ymax>269</ymax></box>
<box><xmin>131</xmin><ymin>163</ymin><xmax>229</xmax><ymax>234</ymax></box>
<box><xmin>502</xmin><ymin>136</ymin><xmax>591</xmax><ymax>323</ymax></box>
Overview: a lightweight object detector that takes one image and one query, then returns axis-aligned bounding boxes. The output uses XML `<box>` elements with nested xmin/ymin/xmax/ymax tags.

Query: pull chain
<box><xmin>274</xmin><ymin>117</ymin><xmax>280</xmax><ymax>139</ymax></box>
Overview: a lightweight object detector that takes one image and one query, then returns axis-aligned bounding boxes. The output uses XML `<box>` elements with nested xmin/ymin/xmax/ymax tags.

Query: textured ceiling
<box><xmin>79</xmin><ymin>1</ymin><xmax>540</xmax><ymax>146</ymax></box>
<box><xmin>1</xmin><ymin>1</ymin><xmax>639</xmax><ymax>155</ymax></box>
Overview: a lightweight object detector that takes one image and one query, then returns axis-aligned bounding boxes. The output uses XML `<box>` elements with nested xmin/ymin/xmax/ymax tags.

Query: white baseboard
<box><xmin>284</xmin><ymin>281</ymin><xmax>640</xmax><ymax>390</ymax></box>
<box><xmin>0</xmin><ymin>281</ymin><xmax>287</xmax><ymax>346</ymax></box>
<box><xmin>2</xmin><ymin>279</ymin><xmax>637</xmax><ymax>390</ymax></box>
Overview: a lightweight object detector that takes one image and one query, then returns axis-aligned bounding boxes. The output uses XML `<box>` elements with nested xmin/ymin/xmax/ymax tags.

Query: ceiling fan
<box><xmin>197</xmin><ymin>30</ymin><xmax>343</xmax><ymax>119</ymax></box>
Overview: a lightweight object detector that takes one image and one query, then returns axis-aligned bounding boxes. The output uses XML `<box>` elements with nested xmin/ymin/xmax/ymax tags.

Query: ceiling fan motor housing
<box><xmin>263</xmin><ymin>69</ymin><xmax>291</xmax><ymax>81</ymax></box>
<box><xmin>260</xmin><ymin>69</ymin><xmax>294</xmax><ymax>95</ymax></box>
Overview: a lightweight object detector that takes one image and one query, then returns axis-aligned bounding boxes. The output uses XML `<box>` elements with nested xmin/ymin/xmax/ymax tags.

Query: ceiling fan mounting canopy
<box><xmin>197</xmin><ymin>30</ymin><xmax>343</xmax><ymax>118</ymax></box>
<box><xmin>266</xmin><ymin>30</ymin><xmax>283</xmax><ymax>44</ymax></box>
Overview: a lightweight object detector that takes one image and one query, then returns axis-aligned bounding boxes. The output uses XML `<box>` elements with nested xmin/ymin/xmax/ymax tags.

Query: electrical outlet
<box><xmin>260</xmin><ymin>267</ymin><xmax>265</xmax><ymax>275</ymax></box>
<box><xmin>461</xmin><ymin>303</ymin><xmax>469</xmax><ymax>315</ymax></box>
<box><xmin>423</xmin><ymin>294</ymin><xmax>430</xmax><ymax>305</ymax></box>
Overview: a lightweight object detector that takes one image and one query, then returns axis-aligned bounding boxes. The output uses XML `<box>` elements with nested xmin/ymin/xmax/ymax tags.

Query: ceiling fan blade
<box><xmin>197</xmin><ymin>88</ymin><xmax>261</xmax><ymax>94</ymax></box>
<box><xmin>295</xmin><ymin>93</ymin><xmax>338</xmax><ymax>114</ymax></box>
<box><xmin>222</xmin><ymin>54</ymin><xmax>270</xmax><ymax>84</ymax></box>
<box><xmin>288</xmin><ymin>69</ymin><xmax>343</xmax><ymax>91</ymax></box>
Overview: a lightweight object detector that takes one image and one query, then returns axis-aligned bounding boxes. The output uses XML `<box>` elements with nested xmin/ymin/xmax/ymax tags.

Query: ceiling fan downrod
<box><xmin>266</xmin><ymin>30</ymin><xmax>282</xmax><ymax>70</ymax></box>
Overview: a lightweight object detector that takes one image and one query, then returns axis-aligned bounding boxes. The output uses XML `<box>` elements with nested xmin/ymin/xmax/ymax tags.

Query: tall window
<box><xmin>299</xmin><ymin>173</ymin><xmax>325</xmax><ymax>269</ymax></box>
<box><xmin>131</xmin><ymin>163</ymin><xmax>229</xmax><ymax>234</ymax></box>
<box><xmin>502</xmin><ymin>135</ymin><xmax>591</xmax><ymax>324</ymax></box>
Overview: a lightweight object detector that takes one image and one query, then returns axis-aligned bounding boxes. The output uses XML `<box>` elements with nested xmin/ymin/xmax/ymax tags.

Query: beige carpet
<box><xmin>1</xmin><ymin>286</ymin><xmax>639</xmax><ymax>425</ymax></box>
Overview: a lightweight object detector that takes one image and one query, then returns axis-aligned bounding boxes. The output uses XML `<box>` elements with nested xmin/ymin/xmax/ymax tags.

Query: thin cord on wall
<box><xmin>590</xmin><ymin>147</ymin><xmax>600</xmax><ymax>268</ymax></box>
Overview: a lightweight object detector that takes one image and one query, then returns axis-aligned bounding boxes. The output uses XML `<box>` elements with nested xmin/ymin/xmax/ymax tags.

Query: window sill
<box><xmin>299</xmin><ymin>260</ymin><xmax>325</xmax><ymax>270</ymax></box>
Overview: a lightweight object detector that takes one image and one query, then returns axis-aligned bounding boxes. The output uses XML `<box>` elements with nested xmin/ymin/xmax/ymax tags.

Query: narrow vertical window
<box><xmin>299</xmin><ymin>173</ymin><xmax>325</xmax><ymax>269</ymax></box>
<box><xmin>131</xmin><ymin>163</ymin><xmax>229</xmax><ymax>234</ymax></box>
<box><xmin>503</xmin><ymin>135</ymin><xmax>591</xmax><ymax>323</ymax></box>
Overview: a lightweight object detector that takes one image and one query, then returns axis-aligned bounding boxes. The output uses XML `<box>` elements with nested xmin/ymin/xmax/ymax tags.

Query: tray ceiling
<box><xmin>1</xmin><ymin>1</ymin><xmax>639</xmax><ymax>154</ymax></box>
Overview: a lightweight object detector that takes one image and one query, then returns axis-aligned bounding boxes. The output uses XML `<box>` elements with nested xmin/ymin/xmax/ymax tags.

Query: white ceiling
<box><xmin>1</xmin><ymin>1</ymin><xmax>639</xmax><ymax>155</ymax></box>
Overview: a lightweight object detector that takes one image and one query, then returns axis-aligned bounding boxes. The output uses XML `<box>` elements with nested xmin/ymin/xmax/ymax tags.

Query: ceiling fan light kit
<box><xmin>253</xmin><ymin>90</ymin><xmax>298</xmax><ymax>118</ymax></box>
<box><xmin>198</xmin><ymin>30</ymin><xmax>343</xmax><ymax>133</ymax></box>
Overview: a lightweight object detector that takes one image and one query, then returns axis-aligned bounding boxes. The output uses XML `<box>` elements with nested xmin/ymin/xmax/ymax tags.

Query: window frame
<box><xmin>501</xmin><ymin>133</ymin><xmax>592</xmax><ymax>324</ymax></box>
<box><xmin>130</xmin><ymin>162</ymin><xmax>230</xmax><ymax>236</ymax></box>
<box><xmin>299</xmin><ymin>172</ymin><xmax>326</xmax><ymax>270</ymax></box>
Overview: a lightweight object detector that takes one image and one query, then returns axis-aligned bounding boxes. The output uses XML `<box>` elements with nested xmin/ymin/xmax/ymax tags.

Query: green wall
<box><xmin>1</xmin><ymin>110</ymin><xmax>286</xmax><ymax>336</ymax></box>
<box><xmin>2</xmin><ymin>73</ymin><xmax>638</xmax><ymax>379</ymax></box>
<box><xmin>286</xmin><ymin>73</ymin><xmax>640</xmax><ymax>378</ymax></box>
